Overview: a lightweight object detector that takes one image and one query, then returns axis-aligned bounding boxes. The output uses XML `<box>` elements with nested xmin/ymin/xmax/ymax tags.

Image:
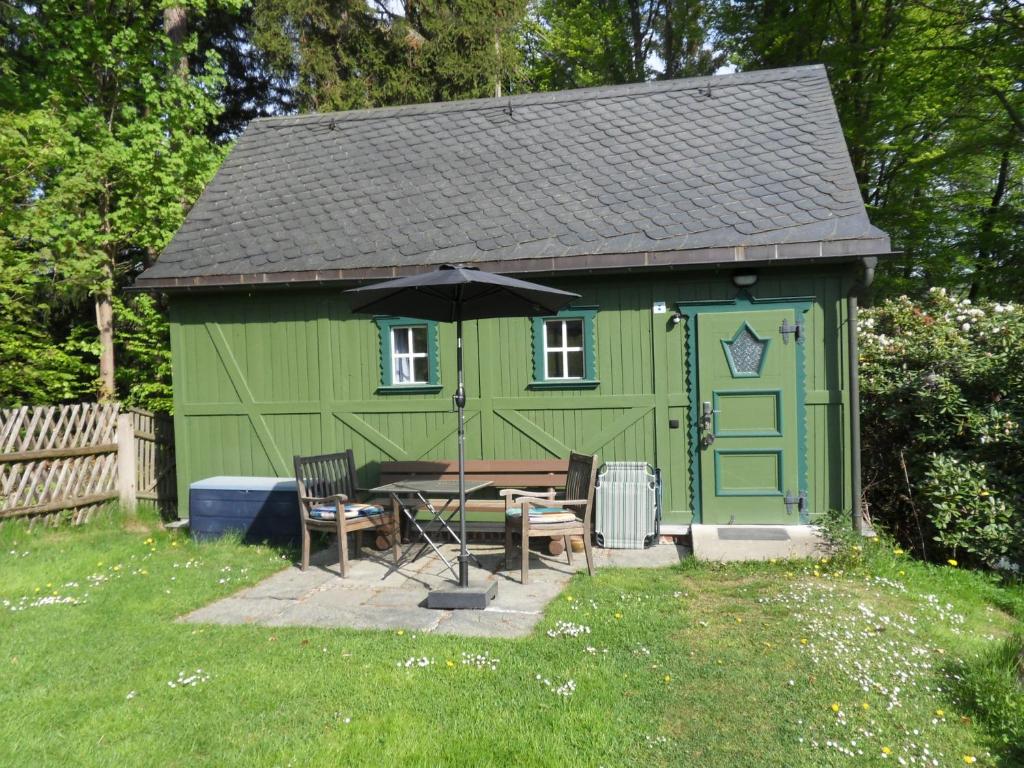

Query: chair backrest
<box><xmin>564</xmin><ymin>452</ymin><xmax>598</xmax><ymax>524</ymax></box>
<box><xmin>293</xmin><ymin>451</ymin><xmax>358</xmax><ymax>509</ymax></box>
<box><xmin>378</xmin><ymin>459</ymin><xmax>568</xmax><ymax>492</ymax></box>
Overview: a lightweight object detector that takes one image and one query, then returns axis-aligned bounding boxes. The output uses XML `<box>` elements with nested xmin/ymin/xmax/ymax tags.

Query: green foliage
<box><xmin>0</xmin><ymin>110</ymin><xmax>96</xmax><ymax>405</ymax></box>
<box><xmin>403</xmin><ymin>0</ymin><xmax>528</xmax><ymax>101</ymax></box>
<box><xmin>920</xmin><ymin>454</ymin><xmax>1021</xmax><ymax>568</ymax></box>
<box><xmin>113</xmin><ymin>294</ymin><xmax>174</xmax><ymax>412</ymax></box>
<box><xmin>860</xmin><ymin>290</ymin><xmax>1024</xmax><ymax>567</ymax></box>
<box><xmin>1</xmin><ymin>0</ymin><xmax>229</xmax><ymax>406</ymax></box>
<box><xmin>525</xmin><ymin>0</ymin><xmax>721</xmax><ymax>90</ymax></box>
<box><xmin>810</xmin><ymin>505</ymin><xmax>863</xmax><ymax>553</ymax></box>
<box><xmin>252</xmin><ymin>0</ymin><xmax>527</xmax><ymax>111</ymax></box>
<box><xmin>714</xmin><ymin>0</ymin><xmax>1024</xmax><ymax>299</ymax></box>
<box><xmin>956</xmin><ymin>632</ymin><xmax>1024</xmax><ymax>754</ymax></box>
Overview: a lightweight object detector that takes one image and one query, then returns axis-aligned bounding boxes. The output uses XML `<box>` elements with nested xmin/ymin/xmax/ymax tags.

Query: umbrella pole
<box><xmin>456</xmin><ymin>313</ymin><xmax>469</xmax><ymax>588</ymax></box>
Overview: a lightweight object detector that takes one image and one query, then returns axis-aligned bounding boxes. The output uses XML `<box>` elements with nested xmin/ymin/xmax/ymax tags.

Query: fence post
<box><xmin>117</xmin><ymin>413</ymin><xmax>137</xmax><ymax>513</ymax></box>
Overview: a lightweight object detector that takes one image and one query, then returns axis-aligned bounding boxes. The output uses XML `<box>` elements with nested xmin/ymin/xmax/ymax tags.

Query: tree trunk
<box><xmin>164</xmin><ymin>5</ymin><xmax>189</xmax><ymax>77</ymax></box>
<box><xmin>494</xmin><ymin>32</ymin><xmax>502</xmax><ymax>98</ymax></box>
<box><xmin>95</xmin><ymin>264</ymin><xmax>116</xmax><ymax>402</ymax></box>
<box><xmin>663</xmin><ymin>0</ymin><xmax>677</xmax><ymax>78</ymax></box>
<box><xmin>971</xmin><ymin>148</ymin><xmax>1011</xmax><ymax>299</ymax></box>
<box><xmin>628</xmin><ymin>0</ymin><xmax>645</xmax><ymax>80</ymax></box>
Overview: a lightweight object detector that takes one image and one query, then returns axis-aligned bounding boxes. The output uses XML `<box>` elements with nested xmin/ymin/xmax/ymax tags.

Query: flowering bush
<box><xmin>859</xmin><ymin>289</ymin><xmax>1024</xmax><ymax>568</ymax></box>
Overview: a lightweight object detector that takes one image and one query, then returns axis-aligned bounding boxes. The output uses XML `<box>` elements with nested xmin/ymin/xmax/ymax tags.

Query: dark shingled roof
<box><xmin>137</xmin><ymin>65</ymin><xmax>889</xmax><ymax>289</ymax></box>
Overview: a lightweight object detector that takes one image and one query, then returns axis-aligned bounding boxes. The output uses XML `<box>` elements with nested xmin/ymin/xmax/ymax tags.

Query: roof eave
<box><xmin>133</xmin><ymin>236</ymin><xmax>894</xmax><ymax>292</ymax></box>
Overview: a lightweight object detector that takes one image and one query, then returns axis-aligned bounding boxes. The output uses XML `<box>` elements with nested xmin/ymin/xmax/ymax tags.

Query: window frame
<box><xmin>374</xmin><ymin>316</ymin><xmax>442</xmax><ymax>393</ymax></box>
<box><xmin>530</xmin><ymin>306</ymin><xmax>599</xmax><ymax>389</ymax></box>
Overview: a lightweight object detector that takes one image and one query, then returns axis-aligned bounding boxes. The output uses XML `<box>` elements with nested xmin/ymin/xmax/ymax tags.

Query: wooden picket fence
<box><xmin>0</xmin><ymin>403</ymin><xmax>177</xmax><ymax>526</ymax></box>
<box><xmin>129</xmin><ymin>409</ymin><xmax>177</xmax><ymax>516</ymax></box>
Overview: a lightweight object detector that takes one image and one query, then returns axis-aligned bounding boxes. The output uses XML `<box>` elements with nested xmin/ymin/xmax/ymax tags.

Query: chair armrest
<box><xmin>514</xmin><ymin>497</ymin><xmax>588</xmax><ymax>510</ymax></box>
<box><xmin>300</xmin><ymin>493</ymin><xmax>349</xmax><ymax>505</ymax></box>
<box><xmin>498</xmin><ymin>488</ymin><xmax>557</xmax><ymax>499</ymax></box>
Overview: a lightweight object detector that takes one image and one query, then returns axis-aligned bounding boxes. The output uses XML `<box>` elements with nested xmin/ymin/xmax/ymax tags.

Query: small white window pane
<box><xmin>567</xmin><ymin>349</ymin><xmax>584</xmax><ymax>378</ymax></box>
<box><xmin>411</xmin><ymin>326</ymin><xmax>427</xmax><ymax>353</ymax></box>
<box><xmin>394</xmin><ymin>357</ymin><xmax>412</xmax><ymax>383</ymax></box>
<box><xmin>545</xmin><ymin>320</ymin><xmax>561</xmax><ymax>348</ymax></box>
<box><xmin>547</xmin><ymin>352</ymin><xmax>563</xmax><ymax>378</ymax></box>
<box><xmin>413</xmin><ymin>357</ymin><xmax>428</xmax><ymax>383</ymax></box>
<box><xmin>393</xmin><ymin>328</ymin><xmax>410</xmax><ymax>354</ymax></box>
<box><xmin>565</xmin><ymin>319</ymin><xmax>583</xmax><ymax>348</ymax></box>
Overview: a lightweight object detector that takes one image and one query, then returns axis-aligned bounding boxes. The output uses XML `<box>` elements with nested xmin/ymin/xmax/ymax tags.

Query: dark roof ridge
<box><xmin>249</xmin><ymin>64</ymin><xmax>828</xmax><ymax>129</ymax></box>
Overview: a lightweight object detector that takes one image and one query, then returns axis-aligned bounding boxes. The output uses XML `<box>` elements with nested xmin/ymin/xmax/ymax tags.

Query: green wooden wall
<box><xmin>169</xmin><ymin>266</ymin><xmax>855</xmax><ymax>524</ymax></box>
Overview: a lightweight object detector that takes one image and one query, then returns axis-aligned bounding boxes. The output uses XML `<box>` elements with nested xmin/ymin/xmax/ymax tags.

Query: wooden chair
<box><xmin>293</xmin><ymin>451</ymin><xmax>399</xmax><ymax>577</ymax></box>
<box><xmin>503</xmin><ymin>452</ymin><xmax>598</xmax><ymax>584</ymax></box>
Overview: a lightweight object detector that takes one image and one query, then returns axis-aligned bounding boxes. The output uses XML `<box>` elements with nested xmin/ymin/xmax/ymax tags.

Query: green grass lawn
<box><xmin>1</xmin><ymin>509</ymin><xmax>1021</xmax><ymax>767</ymax></box>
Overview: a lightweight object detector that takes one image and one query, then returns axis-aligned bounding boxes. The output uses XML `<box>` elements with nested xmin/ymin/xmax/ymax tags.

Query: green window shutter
<box><xmin>530</xmin><ymin>306</ymin><xmax>599</xmax><ymax>390</ymax></box>
<box><xmin>373</xmin><ymin>316</ymin><xmax>442</xmax><ymax>393</ymax></box>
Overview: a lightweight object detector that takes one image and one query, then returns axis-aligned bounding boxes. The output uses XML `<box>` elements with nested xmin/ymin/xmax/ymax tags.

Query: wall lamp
<box><xmin>732</xmin><ymin>270</ymin><xmax>758</xmax><ymax>288</ymax></box>
<box><xmin>669</xmin><ymin>311</ymin><xmax>683</xmax><ymax>326</ymax></box>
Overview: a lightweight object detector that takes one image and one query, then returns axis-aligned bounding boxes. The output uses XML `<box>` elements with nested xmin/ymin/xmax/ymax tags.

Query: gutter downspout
<box><xmin>848</xmin><ymin>256</ymin><xmax>877</xmax><ymax>535</ymax></box>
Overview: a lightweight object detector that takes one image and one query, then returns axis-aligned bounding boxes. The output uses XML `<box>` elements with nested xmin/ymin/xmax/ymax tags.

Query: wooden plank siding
<box><xmin>169</xmin><ymin>266</ymin><xmax>855</xmax><ymax>523</ymax></box>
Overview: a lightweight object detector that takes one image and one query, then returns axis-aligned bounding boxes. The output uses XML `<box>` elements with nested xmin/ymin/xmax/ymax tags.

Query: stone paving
<box><xmin>181</xmin><ymin>540</ymin><xmax>689</xmax><ymax>638</ymax></box>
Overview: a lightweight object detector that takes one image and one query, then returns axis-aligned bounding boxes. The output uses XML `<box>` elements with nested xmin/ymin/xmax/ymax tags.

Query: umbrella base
<box><xmin>426</xmin><ymin>581</ymin><xmax>497</xmax><ymax>611</ymax></box>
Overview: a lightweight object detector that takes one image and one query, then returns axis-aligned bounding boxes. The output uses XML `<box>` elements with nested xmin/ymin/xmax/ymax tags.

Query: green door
<box><xmin>696</xmin><ymin>308</ymin><xmax>803</xmax><ymax>524</ymax></box>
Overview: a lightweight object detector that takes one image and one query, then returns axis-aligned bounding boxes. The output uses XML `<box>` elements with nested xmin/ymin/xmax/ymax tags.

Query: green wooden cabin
<box><xmin>138</xmin><ymin>66</ymin><xmax>891</xmax><ymax>531</ymax></box>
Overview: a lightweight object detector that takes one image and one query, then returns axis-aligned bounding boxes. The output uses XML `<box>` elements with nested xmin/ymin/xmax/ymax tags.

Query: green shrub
<box><xmin>860</xmin><ymin>290</ymin><xmax>1024</xmax><ymax>568</ymax></box>
<box><xmin>956</xmin><ymin>632</ymin><xmax>1024</xmax><ymax>754</ymax></box>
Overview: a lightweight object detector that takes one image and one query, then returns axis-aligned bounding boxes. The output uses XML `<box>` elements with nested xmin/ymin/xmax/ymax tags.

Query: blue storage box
<box><xmin>189</xmin><ymin>476</ymin><xmax>300</xmax><ymax>544</ymax></box>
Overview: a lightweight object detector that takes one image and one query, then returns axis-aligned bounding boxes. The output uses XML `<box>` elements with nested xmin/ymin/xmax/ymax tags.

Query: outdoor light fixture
<box><xmin>732</xmin><ymin>271</ymin><xmax>758</xmax><ymax>287</ymax></box>
<box><xmin>670</xmin><ymin>312</ymin><xmax>683</xmax><ymax>326</ymax></box>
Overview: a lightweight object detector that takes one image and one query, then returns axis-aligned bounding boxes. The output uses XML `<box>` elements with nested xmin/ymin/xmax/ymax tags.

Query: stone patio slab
<box><xmin>180</xmin><ymin>540</ymin><xmax>689</xmax><ymax>638</ymax></box>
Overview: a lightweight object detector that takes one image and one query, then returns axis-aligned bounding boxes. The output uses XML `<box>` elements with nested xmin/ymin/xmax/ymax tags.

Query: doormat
<box><xmin>717</xmin><ymin>527</ymin><xmax>791</xmax><ymax>541</ymax></box>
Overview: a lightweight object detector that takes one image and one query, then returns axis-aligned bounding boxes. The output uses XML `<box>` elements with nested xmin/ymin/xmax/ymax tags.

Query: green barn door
<box><xmin>696</xmin><ymin>309</ymin><xmax>803</xmax><ymax>524</ymax></box>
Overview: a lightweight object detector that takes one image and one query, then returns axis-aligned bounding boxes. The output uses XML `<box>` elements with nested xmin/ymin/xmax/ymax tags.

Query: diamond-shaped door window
<box><xmin>722</xmin><ymin>322</ymin><xmax>769</xmax><ymax>377</ymax></box>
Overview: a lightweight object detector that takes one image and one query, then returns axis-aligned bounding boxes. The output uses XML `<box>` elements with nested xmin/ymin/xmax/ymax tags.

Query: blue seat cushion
<box><xmin>308</xmin><ymin>503</ymin><xmax>384</xmax><ymax>521</ymax></box>
<box><xmin>506</xmin><ymin>507</ymin><xmax>577</xmax><ymax>524</ymax></box>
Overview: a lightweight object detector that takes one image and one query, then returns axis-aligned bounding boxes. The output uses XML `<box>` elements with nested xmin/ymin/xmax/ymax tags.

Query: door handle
<box><xmin>700</xmin><ymin>401</ymin><xmax>715</xmax><ymax>448</ymax></box>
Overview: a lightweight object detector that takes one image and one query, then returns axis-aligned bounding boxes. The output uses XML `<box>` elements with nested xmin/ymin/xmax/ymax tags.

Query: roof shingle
<box><xmin>138</xmin><ymin>65</ymin><xmax>889</xmax><ymax>288</ymax></box>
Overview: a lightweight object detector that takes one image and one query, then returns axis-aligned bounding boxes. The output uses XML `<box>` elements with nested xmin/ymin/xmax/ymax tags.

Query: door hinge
<box><xmin>784</xmin><ymin>489</ymin><xmax>807</xmax><ymax>516</ymax></box>
<box><xmin>779</xmin><ymin>318</ymin><xmax>804</xmax><ymax>344</ymax></box>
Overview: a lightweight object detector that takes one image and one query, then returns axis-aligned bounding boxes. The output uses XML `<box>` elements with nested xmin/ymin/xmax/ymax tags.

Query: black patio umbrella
<box><xmin>347</xmin><ymin>265</ymin><xmax>579</xmax><ymax>602</ymax></box>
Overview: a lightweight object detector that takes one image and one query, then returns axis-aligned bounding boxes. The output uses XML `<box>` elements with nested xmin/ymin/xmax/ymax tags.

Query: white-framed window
<box><xmin>543</xmin><ymin>318</ymin><xmax>585</xmax><ymax>380</ymax></box>
<box><xmin>391</xmin><ymin>325</ymin><xmax>429</xmax><ymax>384</ymax></box>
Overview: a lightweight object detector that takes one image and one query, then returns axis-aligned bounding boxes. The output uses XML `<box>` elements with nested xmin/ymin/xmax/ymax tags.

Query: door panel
<box><xmin>714</xmin><ymin>390</ymin><xmax>782</xmax><ymax>435</ymax></box>
<box><xmin>697</xmin><ymin>309</ymin><xmax>801</xmax><ymax>524</ymax></box>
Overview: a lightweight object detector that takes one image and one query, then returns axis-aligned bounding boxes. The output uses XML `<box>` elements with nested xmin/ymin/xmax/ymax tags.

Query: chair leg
<box><xmin>338</xmin><ymin>526</ymin><xmax>349</xmax><ymax>578</ymax></box>
<box><xmin>391</xmin><ymin>508</ymin><xmax>401</xmax><ymax>565</ymax></box>
<box><xmin>353</xmin><ymin>531</ymin><xmax>362</xmax><ymax>560</ymax></box>
<box><xmin>300</xmin><ymin>523</ymin><xmax>311</xmax><ymax>571</ymax></box>
<box><xmin>521</xmin><ymin>527</ymin><xmax>530</xmax><ymax>584</ymax></box>
<box><xmin>504</xmin><ymin>519</ymin><xmax>513</xmax><ymax>568</ymax></box>
<box><xmin>582</xmin><ymin>532</ymin><xmax>594</xmax><ymax>576</ymax></box>
<box><xmin>564</xmin><ymin>535</ymin><xmax>573</xmax><ymax>565</ymax></box>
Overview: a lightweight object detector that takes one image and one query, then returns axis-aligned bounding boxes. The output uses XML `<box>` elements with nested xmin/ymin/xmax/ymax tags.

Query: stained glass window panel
<box><xmin>727</xmin><ymin>326</ymin><xmax>767</xmax><ymax>375</ymax></box>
